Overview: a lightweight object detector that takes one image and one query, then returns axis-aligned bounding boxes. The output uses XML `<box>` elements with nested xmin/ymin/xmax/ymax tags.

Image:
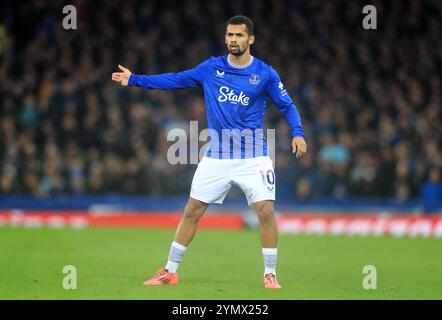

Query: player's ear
<box><xmin>248</xmin><ymin>35</ymin><xmax>255</xmax><ymax>45</ymax></box>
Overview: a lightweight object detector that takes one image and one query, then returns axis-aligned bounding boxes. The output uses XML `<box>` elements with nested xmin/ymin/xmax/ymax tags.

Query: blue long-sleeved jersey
<box><xmin>128</xmin><ymin>55</ymin><xmax>305</xmax><ymax>159</ymax></box>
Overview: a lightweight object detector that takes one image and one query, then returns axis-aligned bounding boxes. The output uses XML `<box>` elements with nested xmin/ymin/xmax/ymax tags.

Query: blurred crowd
<box><xmin>0</xmin><ymin>0</ymin><xmax>441</xmax><ymax>202</ymax></box>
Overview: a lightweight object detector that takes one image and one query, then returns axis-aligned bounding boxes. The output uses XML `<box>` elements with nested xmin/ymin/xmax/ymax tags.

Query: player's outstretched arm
<box><xmin>111</xmin><ymin>59</ymin><xmax>209</xmax><ymax>90</ymax></box>
<box><xmin>112</xmin><ymin>65</ymin><xmax>132</xmax><ymax>86</ymax></box>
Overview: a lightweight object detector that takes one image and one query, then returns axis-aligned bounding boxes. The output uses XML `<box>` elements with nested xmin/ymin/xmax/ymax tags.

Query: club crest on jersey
<box><xmin>216</xmin><ymin>70</ymin><xmax>225</xmax><ymax>78</ymax></box>
<box><xmin>218</xmin><ymin>86</ymin><xmax>250</xmax><ymax>106</ymax></box>
<box><xmin>249</xmin><ymin>73</ymin><xmax>260</xmax><ymax>85</ymax></box>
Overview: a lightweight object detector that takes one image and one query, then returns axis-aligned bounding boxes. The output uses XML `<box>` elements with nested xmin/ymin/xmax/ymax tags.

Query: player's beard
<box><xmin>229</xmin><ymin>45</ymin><xmax>246</xmax><ymax>57</ymax></box>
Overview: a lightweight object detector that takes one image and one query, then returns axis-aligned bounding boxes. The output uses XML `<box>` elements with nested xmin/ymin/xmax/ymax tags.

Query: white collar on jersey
<box><xmin>227</xmin><ymin>54</ymin><xmax>254</xmax><ymax>69</ymax></box>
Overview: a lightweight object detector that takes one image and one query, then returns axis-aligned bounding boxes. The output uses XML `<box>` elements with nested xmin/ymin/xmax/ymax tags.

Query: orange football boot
<box><xmin>143</xmin><ymin>268</ymin><xmax>179</xmax><ymax>286</ymax></box>
<box><xmin>263</xmin><ymin>273</ymin><xmax>282</xmax><ymax>289</ymax></box>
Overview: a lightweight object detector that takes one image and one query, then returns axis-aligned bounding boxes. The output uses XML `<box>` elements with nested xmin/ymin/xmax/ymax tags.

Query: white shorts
<box><xmin>190</xmin><ymin>156</ymin><xmax>276</xmax><ymax>205</ymax></box>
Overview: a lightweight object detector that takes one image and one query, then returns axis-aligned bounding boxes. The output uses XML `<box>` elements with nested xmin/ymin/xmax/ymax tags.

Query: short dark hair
<box><xmin>226</xmin><ymin>15</ymin><xmax>254</xmax><ymax>35</ymax></box>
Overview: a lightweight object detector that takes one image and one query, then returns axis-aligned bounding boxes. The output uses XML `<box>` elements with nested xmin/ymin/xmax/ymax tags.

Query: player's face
<box><xmin>225</xmin><ymin>24</ymin><xmax>255</xmax><ymax>56</ymax></box>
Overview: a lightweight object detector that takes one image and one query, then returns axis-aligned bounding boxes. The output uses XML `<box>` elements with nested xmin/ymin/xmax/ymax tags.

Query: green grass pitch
<box><xmin>1</xmin><ymin>227</ymin><xmax>441</xmax><ymax>299</ymax></box>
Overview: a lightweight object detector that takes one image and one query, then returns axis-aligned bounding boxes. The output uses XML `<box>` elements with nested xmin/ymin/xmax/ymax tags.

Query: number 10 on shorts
<box><xmin>259</xmin><ymin>170</ymin><xmax>275</xmax><ymax>191</ymax></box>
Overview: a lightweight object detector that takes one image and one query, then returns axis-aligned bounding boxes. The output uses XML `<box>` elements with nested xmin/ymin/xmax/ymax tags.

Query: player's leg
<box><xmin>143</xmin><ymin>198</ymin><xmax>208</xmax><ymax>286</ymax></box>
<box><xmin>233</xmin><ymin>157</ymin><xmax>281</xmax><ymax>288</ymax></box>
<box><xmin>173</xmin><ymin>197</ymin><xmax>209</xmax><ymax>246</ymax></box>
<box><xmin>166</xmin><ymin>156</ymin><xmax>230</xmax><ymax>271</ymax></box>
<box><xmin>253</xmin><ymin>200</ymin><xmax>281</xmax><ymax>288</ymax></box>
<box><xmin>162</xmin><ymin>197</ymin><xmax>208</xmax><ymax>275</ymax></box>
<box><xmin>143</xmin><ymin>157</ymin><xmax>231</xmax><ymax>285</ymax></box>
<box><xmin>253</xmin><ymin>200</ymin><xmax>277</xmax><ymax>249</ymax></box>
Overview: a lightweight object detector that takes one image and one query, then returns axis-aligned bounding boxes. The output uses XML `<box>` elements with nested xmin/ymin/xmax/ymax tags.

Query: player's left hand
<box><xmin>292</xmin><ymin>136</ymin><xmax>307</xmax><ymax>159</ymax></box>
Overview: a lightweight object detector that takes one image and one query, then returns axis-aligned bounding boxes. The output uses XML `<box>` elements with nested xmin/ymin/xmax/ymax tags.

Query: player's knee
<box><xmin>183</xmin><ymin>208</ymin><xmax>203</xmax><ymax>221</ymax></box>
<box><xmin>183</xmin><ymin>199</ymin><xmax>207</xmax><ymax>221</ymax></box>
<box><xmin>257</xmin><ymin>209</ymin><xmax>274</xmax><ymax>223</ymax></box>
<box><xmin>255</xmin><ymin>201</ymin><xmax>275</xmax><ymax>223</ymax></box>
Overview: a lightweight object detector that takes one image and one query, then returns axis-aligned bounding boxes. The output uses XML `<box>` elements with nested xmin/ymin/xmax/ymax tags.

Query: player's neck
<box><xmin>228</xmin><ymin>52</ymin><xmax>253</xmax><ymax>67</ymax></box>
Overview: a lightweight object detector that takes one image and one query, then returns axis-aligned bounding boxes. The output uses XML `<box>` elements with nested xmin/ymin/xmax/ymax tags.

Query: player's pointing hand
<box><xmin>292</xmin><ymin>136</ymin><xmax>307</xmax><ymax>159</ymax></box>
<box><xmin>111</xmin><ymin>65</ymin><xmax>132</xmax><ymax>86</ymax></box>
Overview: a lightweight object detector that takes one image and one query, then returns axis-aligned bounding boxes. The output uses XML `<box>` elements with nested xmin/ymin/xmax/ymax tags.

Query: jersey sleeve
<box><xmin>128</xmin><ymin>59</ymin><xmax>209</xmax><ymax>90</ymax></box>
<box><xmin>266</xmin><ymin>67</ymin><xmax>305</xmax><ymax>139</ymax></box>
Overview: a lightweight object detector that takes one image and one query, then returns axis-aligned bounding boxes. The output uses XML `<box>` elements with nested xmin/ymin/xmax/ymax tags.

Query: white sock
<box><xmin>165</xmin><ymin>261</ymin><xmax>180</xmax><ymax>274</ymax></box>
<box><xmin>262</xmin><ymin>248</ymin><xmax>277</xmax><ymax>276</ymax></box>
<box><xmin>165</xmin><ymin>241</ymin><xmax>187</xmax><ymax>274</ymax></box>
